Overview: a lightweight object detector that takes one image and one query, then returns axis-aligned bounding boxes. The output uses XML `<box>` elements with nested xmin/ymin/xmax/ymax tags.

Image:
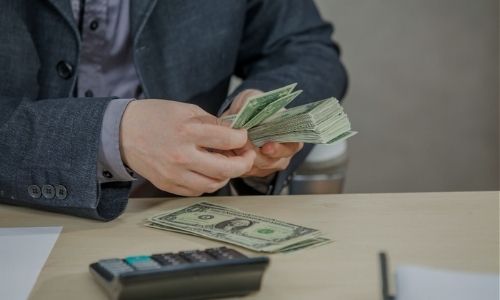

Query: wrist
<box><xmin>119</xmin><ymin>100</ymin><xmax>140</xmax><ymax>167</ymax></box>
<box><xmin>98</xmin><ymin>98</ymin><xmax>136</xmax><ymax>182</ymax></box>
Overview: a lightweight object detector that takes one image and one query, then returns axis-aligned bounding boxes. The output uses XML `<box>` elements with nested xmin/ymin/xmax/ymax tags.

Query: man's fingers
<box><xmin>261</xmin><ymin>142</ymin><xmax>303</xmax><ymax>159</ymax></box>
<box><xmin>179</xmin><ymin>171</ymin><xmax>229</xmax><ymax>194</ymax></box>
<box><xmin>245</xmin><ymin>157</ymin><xmax>290</xmax><ymax>177</ymax></box>
<box><xmin>225</xmin><ymin>89</ymin><xmax>263</xmax><ymax>115</ymax></box>
<box><xmin>152</xmin><ymin>180</ymin><xmax>201</xmax><ymax>197</ymax></box>
<box><xmin>233</xmin><ymin>140</ymin><xmax>255</xmax><ymax>156</ymax></box>
<box><xmin>166</xmin><ymin>185</ymin><xmax>202</xmax><ymax>197</ymax></box>
<box><xmin>191</xmin><ymin>149</ymin><xmax>256</xmax><ymax>179</ymax></box>
<box><xmin>254</xmin><ymin>151</ymin><xmax>276</xmax><ymax>168</ymax></box>
<box><xmin>192</xmin><ymin>124</ymin><xmax>248</xmax><ymax>150</ymax></box>
<box><xmin>156</xmin><ymin>170</ymin><xmax>229</xmax><ymax>196</ymax></box>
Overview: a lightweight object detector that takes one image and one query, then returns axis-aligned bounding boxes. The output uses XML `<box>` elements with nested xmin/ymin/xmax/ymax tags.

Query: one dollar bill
<box><xmin>147</xmin><ymin>202</ymin><xmax>328</xmax><ymax>253</ymax></box>
<box><xmin>224</xmin><ymin>83</ymin><xmax>356</xmax><ymax>146</ymax></box>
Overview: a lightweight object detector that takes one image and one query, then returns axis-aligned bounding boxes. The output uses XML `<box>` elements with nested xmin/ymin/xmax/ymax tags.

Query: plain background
<box><xmin>314</xmin><ymin>0</ymin><xmax>499</xmax><ymax>193</ymax></box>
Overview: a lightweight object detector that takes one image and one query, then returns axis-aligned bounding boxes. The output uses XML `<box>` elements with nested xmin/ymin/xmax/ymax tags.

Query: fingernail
<box><xmin>239</xmin><ymin>129</ymin><xmax>248</xmax><ymax>139</ymax></box>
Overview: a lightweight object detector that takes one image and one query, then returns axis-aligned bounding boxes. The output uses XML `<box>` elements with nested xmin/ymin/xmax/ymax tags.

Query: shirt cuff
<box><xmin>97</xmin><ymin>98</ymin><xmax>136</xmax><ymax>183</ymax></box>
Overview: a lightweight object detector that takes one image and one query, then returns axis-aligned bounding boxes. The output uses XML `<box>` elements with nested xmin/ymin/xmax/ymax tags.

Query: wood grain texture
<box><xmin>0</xmin><ymin>192</ymin><xmax>498</xmax><ymax>299</ymax></box>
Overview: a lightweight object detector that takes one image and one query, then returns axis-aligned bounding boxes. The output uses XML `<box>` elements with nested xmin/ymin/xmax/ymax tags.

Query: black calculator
<box><xmin>89</xmin><ymin>247</ymin><xmax>269</xmax><ymax>300</ymax></box>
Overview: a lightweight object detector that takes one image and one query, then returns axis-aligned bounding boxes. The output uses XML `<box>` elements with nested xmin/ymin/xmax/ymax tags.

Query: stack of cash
<box><xmin>146</xmin><ymin>202</ymin><xmax>331</xmax><ymax>253</ymax></box>
<box><xmin>224</xmin><ymin>83</ymin><xmax>357</xmax><ymax>147</ymax></box>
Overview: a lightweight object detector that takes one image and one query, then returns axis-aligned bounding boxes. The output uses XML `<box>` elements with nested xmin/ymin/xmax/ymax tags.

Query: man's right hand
<box><xmin>119</xmin><ymin>100</ymin><xmax>256</xmax><ymax>196</ymax></box>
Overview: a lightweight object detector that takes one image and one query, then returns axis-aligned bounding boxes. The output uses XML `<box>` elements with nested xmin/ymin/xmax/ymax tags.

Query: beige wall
<box><xmin>314</xmin><ymin>0</ymin><xmax>499</xmax><ymax>193</ymax></box>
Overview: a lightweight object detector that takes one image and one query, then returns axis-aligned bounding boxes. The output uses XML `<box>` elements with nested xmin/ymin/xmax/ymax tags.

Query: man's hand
<box><xmin>120</xmin><ymin>100</ymin><xmax>256</xmax><ymax>196</ymax></box>
<box><xmin>223</xmin><ymin>90</ymin><xmax>304</xmax><ymax>178</ymax></box>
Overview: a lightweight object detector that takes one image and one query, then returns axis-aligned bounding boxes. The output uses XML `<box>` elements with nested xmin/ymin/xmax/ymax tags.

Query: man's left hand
<box><xmin>223</xmin><ymin>89</ymin><xmax>304</xmax><ymax>178</ymax></box>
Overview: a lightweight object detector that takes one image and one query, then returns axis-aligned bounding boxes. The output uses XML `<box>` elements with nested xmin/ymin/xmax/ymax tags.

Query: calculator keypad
<box><xmin>179</xmin><ymin>250</ymin><xmax>216</xmax><ymax>263</ymax></box>
<box><xmin>97</xmin><ymin>259</ymin><xmax>134</xmax><ymax>275</ymax></box>
<box><xmin>205</xmin><ymin>247</ymin><xmax>247</xmax><ymax>260</ymax></box>
<box><xmin>125</xmin><ymin>256</ymin><xmax>162</xmax><ymax>271</ymax></box>
<box><xmin>95</xmin><ymin>247</ymin><xmax>249</xmax><ymax>277</ymax></box>
<box><xmin>90</xmin><ymin>246</ymin><xmax>269</xmax><ymax>300</ymax></box>
<box><xmin>151</xmin><ymin>253</ymin><xmax>189</xmax><ymax>266</ymax></box>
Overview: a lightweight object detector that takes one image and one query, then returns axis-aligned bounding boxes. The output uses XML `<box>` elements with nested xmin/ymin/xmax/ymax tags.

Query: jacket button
<box><xmin>28</xmin><ymin>185</ymin><xmax>42</xmax><ymax>199</ymax></box>
<box><xmin>85</xmin><ymin>90</ymin><xmax>94</xmax><ymax>97</ymax></box>
<box><xmin>55</xmin><ymin>185</ymin><xmax>68</xmax><ymax>200</ymax></box>
<box><xmin>56</xmin><ymin>61</ymin><xmax>74</xmax><ymax>79</ymax></box>
<box><xmin>42</xmin><ymin>184</ymin><xmax>55</xmax><ymax>199</ymax></box>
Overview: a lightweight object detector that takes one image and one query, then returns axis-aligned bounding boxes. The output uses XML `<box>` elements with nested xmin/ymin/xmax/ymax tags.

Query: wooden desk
<box><xmin>0</xmin><ymin>192</ymin><xmax>498</xmax><ymax>299</ymax></box>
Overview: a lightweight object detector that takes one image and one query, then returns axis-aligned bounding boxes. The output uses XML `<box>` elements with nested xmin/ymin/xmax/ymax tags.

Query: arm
<box><xmin>0</xmin><ymin>96</ymin><xmax>131</xmax><ymax>220</ymax></box>
<box><xmin>0</xmin><ymin>95</ymin><xmax>260</xmax><ymax>220</ymax></box>
<box><xmin>221</xmin><ymin>0</ymin><xmax>348</xmax><ymax>194</ymax></box>
<box><xmin>97</xmin><ymin>98</ymin><xmax>136</xmax><ymax>183</ymax></box>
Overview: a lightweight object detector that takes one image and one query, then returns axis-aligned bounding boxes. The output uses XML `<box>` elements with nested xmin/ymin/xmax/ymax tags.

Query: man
<box><xmin>0</xmin><ymin>0</ymin><xmax>347</xmax><ymax>220</ymax></box>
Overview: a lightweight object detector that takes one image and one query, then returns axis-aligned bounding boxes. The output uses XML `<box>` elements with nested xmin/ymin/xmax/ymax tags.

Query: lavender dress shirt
<box><xmin>71</xmin><ymin>0</ymin><xmax>274</xmax><ymax>195</ymax></box>
<box><xmin>71</xmin><ymin>0</ymin><xmax>137</xmax><ymax>183</ymax></box>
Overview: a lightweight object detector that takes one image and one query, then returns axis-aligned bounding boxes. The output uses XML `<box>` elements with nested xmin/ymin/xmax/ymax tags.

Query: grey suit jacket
<box><xmin>0</xmin><ymin>0</ymin><xmax>347</xmax><ymax>220</ymax></box>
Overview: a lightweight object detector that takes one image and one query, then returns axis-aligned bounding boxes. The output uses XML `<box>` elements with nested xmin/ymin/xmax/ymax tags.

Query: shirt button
<box><xmin>42</xmin><ymin>185</ymin><xmax>55</xmax><ymax>199</ymax></box>
<box><xmin>85</xmin><ymin>90</ymin><xmax>94</xmax><ymax>97</ymax></box>
<box><xmin>102</xmin><ymin>171</ymin><xmax>113</xmax><ymax>179</ymax></box>
<box><xmin>90</xmin><ymin>20</ymin><xmax>99</xmax><ymax>31</ymax></box>
<box><xmin>55</xmin><ymin>185</ymin><xmax>68</xmax><ymax>200</ymax></box>
<box><xmin>56</xmin><ymin>61</ymin><xmax>73</xmax><ymax>79</ymax></box>
<box><xmin>28</xmin><ymin>185</ymin><xmax>42</xmax><ymax>199</ymax></box>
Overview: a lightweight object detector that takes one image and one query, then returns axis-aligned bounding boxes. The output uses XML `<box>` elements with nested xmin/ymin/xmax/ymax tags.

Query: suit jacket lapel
<box><xmin>130</xmin><ymin>0</ymin><xmax>158</xmax><ymax>45</ymax></box>
<box><xmin>45</xmin><ymin>0</ymin><xmax>79</xmax><ymax>37</ymax></box>
<box><xmin>45</xmin><ymin>0</ymin><xmax>159</xmax><ymax>45</ymax></box>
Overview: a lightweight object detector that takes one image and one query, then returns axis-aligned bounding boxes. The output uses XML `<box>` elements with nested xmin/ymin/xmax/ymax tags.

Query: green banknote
<box><xmin>148</xmin><ymin>202</ymin><xmax>322</xmax><ymax>252</ymax></box>
<box><xmin>146</xmin><ymin>220</ymin><xmax>330</xmax><ymax>253</ymax></box>
<box><xmin>279</xmin><ymin>237</ymin><xmax>333</xmax><ymax>253</ymax></box>
<box><xmin>247</xmin><ymin>97</ymin><xmax>356</xmax><ymax>146</ymax></box>
<box><xmin>260</xmin><ymin>97</ymin><xmax>335</xmax><ymax>125</ymax></box>
<box><xmin>242</xmin><ymin>90</ymin><xmax>302</xmax><ymax>129</ymax></box>
<box><xmin>221</xmin><ymin>83</ymin><xmax>356</xmax><ymax>147</ymax></box>
<box><xmin>231</xmin><ymin>83</ymin><xmax>297</xmax><ymax>129</ymax></box>
<box><xmin>220</xmin><ymin>114</ymin><xmax>237</xmax><ymax>123</ymax></box>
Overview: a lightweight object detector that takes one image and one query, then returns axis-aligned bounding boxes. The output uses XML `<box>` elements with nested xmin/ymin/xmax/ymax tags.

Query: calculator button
<box><xmin>179</xmin><ymin>250</ymin><xmax>216</xmax><ymax>263</ymax></box>
<box><xmin>97</xmin><ymin>259</ymin><xmax>134</xmax><ymax>275</ymax></box>
<box><xmin>205</xmin><ymin>247</ymin><xmax>247</xmax><ymax>260</ymax></box>
<box><xmin>151</xmin><ymin>253</ymin><xmax>189</xmax><ymax>266</ymax></box>
<box><xmin>125</xmin><ymin>256</ymin><xmax>161</xmax><ymax>271</ymax></box>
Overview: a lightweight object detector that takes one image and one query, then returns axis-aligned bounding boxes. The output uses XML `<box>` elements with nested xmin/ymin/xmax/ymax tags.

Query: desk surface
<box><xmin>0</xmin><ymin>191</ymin><xmax>498</xmax><ymax>299</ymax></box>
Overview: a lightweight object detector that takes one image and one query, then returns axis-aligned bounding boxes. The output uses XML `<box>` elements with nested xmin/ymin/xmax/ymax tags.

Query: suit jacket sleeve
<box><xmin>0</xmin><ymin>96</ymin><xmax>131</xmax><ymax>220</ymax></box>
<box><xmin>220</xmin><ymin>0</ymin><xmax>348</xmax><ymax>194</ymax></box>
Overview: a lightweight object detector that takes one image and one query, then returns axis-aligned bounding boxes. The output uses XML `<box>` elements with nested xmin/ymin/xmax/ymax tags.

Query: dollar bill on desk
<box><xmin>223</xmin><ymin>83</ymin><xmax>357</xmax><ymax>146</ymax></box>
<box><xmin>146</xmin><ymin>202</ymin><xmax>331</xmax><ymax>253</ymax></box>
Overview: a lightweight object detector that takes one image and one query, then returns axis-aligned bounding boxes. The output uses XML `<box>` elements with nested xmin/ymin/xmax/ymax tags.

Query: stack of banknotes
<box><xmin>223</xmin><ymin>83</ymin><xmax>357</xmax><ymax>146</ymax></box>
<box><xmin>146</xmin><ymin>202</ymin><xmax>331</xmax><ymax>253</ymax></box>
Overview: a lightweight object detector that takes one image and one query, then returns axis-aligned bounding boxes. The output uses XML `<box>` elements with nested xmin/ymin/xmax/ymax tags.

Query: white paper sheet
<box><xmin>396</xmin><ymin>265</ymin><xmax>499</xmax><ymax>300</ymax></box>
<box><xmin>0</xmin><ymin>227</ymin><xmax>62</xmax><ymax>300</ymax></box>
